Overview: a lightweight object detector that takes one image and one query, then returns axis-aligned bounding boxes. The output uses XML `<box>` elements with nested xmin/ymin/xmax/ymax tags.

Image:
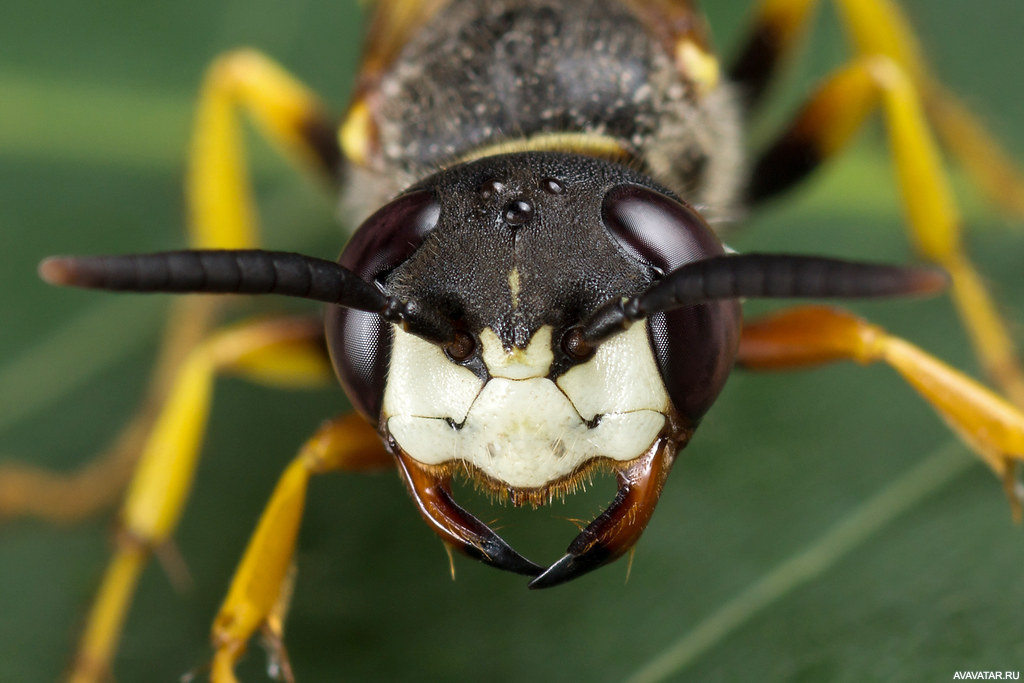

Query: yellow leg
<box><xmin>748</xmin><ymin>53</ymin><xmax>1024</xmax><ymax>407</ymax></box>
<box><xmin>736</xmin><ymin>0</ymin><xmax>1024</xmax><ymax>218</ymax></box>
<box><xmin>188</xmin><ymin>49</ymin><xmax>341</xmax><ymax>249</ymax></box>
<box><xmin>0</xmin><ymin>300</ymin><xmax>217</xmax><ymax>523</ymax></box>
<box><xmin>738</xmin><ymin>306</ymin><xmax>1024</xmax><ymax>518</ymax></box>
<box><xmin>68</xmin><ymin>317</ymin><xmax>333</xmax><ymax>683</ymax></box>
<box><xmin>927</xmin><ymin>89</ymin><xmax>1024</xmax><ymax>219</ymax></box>
<box><xmin>832</xmin><ymin>0</ymin><xmax>1024</xmax><ymax>219</ymax></box>
<box><xmin>1</xmin><ymin>50</ymin><xmax>342</xmax><ymax>525</ymax></box>
<box><xmin>209</xmin><ymin>413</ymin><xmax>390</xmax><ymax>683</ymax></box>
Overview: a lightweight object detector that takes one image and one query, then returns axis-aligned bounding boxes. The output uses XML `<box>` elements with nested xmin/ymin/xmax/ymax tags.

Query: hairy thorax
<box><xmin>342</xmin><ymin>0</ymin><xmax>743</xmax><ymax>227</ymax></box>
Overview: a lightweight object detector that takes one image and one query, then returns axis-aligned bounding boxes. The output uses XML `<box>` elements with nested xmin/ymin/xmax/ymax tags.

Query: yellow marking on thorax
<box><xmin>677</xmin><ymin>39</ymin><xmax>720</xmax><ymax>97</ymax></box>
<box><xmin>458</xmin><ymin>133</ymin><xmax>632</xmax><ymax>165</ymax></box>
<box><xmin>339</xmin><ymin>99</ymin><xmax>374</xmax><ymax>166</ymax></box>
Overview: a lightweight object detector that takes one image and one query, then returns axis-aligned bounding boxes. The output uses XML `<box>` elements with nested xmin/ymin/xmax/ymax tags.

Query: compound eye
<box><xmin>601</xmin><ymin>184</ymin><xmax>722</xmax><ymax>274</ymax></box>
<box><xmin>602</xmin><ymin>184</ymin><xmax>739</xmax><ymax>425</ymax></box>
<box><xmin>327</xmin><ymin>190</ymin><xmax>441</xmax><ymax>421</ymax></box>
<box><xmin>339</xmin><ymin>190</ymin><xmax>441</xmax><ymax>283</ymax></box>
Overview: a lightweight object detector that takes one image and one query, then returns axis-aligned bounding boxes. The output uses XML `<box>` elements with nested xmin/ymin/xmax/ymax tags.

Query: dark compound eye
<box><xmin>601</xmin><ymin>184</ymin><xmax>740</xmax><ymax>424</ymax></box>
<box><xmin>326</xmin><ymin>190</ymin><xmax>441</xmax><ymax>421</ymax></box>
<box><xmin>601</xmin><ymin>184</ymin><xmax>722</xmax><ymax>275</ymax></box>
<box><xmin>336</xmin><ymin>190</ymin><xmax>441</xmax><ymax>285</ymax></box>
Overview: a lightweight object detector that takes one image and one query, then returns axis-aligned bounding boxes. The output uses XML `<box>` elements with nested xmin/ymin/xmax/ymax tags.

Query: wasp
<box><xmin>3</xmin><ymin>1</ymin><xmax>1024</xmax><ymax>681</ymax></box>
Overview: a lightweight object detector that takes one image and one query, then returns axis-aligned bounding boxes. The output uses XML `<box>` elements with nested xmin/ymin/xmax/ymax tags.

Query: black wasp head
<box><xmin>325</xmin><ymin>152</ymin><xmax>737</xmax><ymax>428</ymax></box>
<box><xmin>326</xmin><ymin>151</ymin><xmax>742</xmax><ymax>584</ymax></box>
<box><xmin>327</xmin><ymin>150</ymin><xmax>740</xmax><ymax>429</ymax></box>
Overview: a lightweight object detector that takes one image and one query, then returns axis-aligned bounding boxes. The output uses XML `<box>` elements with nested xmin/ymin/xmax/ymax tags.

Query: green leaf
<box><xmin>1</xmin><ymin>2</ymin><xmax>1023</xmax><ymax>682</ymax></box>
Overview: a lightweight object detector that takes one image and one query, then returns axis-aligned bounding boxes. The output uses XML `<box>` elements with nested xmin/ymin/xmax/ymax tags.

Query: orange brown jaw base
<box><xmin>393</xmin><ymin>449</ymin><xmax>544</xmax><ymax>577</ymax></box>
<box><xmin>392</xmin><ymin>436</ymin><xmax>680</xmax><ymax>588</ymax></box>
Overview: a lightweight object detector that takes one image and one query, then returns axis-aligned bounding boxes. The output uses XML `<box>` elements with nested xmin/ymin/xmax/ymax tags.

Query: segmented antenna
<box><xmin>579</xmin><ymin>253</ymin><xmax>949</xmax><ymax>344</ymax></box>
<box><xmin>39</xmin><ymin>249</ymin><xmax>456</xmax><ymax>345</ymax></box>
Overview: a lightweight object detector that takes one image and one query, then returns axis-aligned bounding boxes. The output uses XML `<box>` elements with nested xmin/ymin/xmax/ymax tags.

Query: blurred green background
<box><xmin>2</xmin><ymin>1</ymin><xmax>1023</xmax><ymax>681</ymax></box>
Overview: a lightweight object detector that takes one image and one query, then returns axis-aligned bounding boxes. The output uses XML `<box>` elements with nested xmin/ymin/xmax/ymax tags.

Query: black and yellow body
<box><xmin>4</xmin><ymin>1</ymin><xmax>1024</xmax><ymax>681</ymax></box>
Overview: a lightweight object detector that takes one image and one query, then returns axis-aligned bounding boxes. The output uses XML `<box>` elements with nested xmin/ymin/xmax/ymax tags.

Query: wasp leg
<box><xmin>188</xmin><ymin>49</ymin><xmax>341</xmax><ymax>249</ymax></box>
<box><xmin>0</xmin><ymin>50</ymin><xmax>341</xmax><ymax>524</ymax></box>
<box><xmin>210</xmin><ymin>413</ymin><xmax>391</xmax><ymax>683</ymax></box>
<box><xmin>746</xmin><ymin>54</ymin><xmax>1024</xmax><ymax>407</ymax></box>
<box><xmin>926</xmin><ymin>89</ymin><xmax>1024</xmax><ymax>219</ymax></box>
<box><xmin>0</xmin><ymin>301</ymin><xmax>221</xmax><ymax>522</ymax></box>
<box><xmin>734</xmin><ymin>0</ymin><xmax>1024</xmax><ymax>217</ymax></box>
<box><xmin>69</xmin><ymin>317</ymin><xmax>333</xmax><ymax>683</ymax></box>
<box><xmin>831</xmin><ymin>0</ymin><xmax>1024</xmax><ymax>219</ymax></box>
<box><xmin>730</xmin><ymin>0</ymin><xmax>818</xmax><ymax>111</ymax></box>
<box><xmin>0</xmin><ymin>395</ymin><xmax>154</xmax><ymax>522</ymax></box>
<box><xmin>738</xmin><ymin>305</ymin><xmax>1024</xmax><ymax>519</ymax></box>
<box><xmin>733</xmin><ymin>0</ymin><xmax>932</xmax><ymax>113</ymax></box>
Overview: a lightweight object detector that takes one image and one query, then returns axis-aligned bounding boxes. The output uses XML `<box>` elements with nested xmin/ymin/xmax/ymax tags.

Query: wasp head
<box><xmin>328</xmin><ymin>151</ymin><xmax>740</xmax><ymax>586</ymax></box>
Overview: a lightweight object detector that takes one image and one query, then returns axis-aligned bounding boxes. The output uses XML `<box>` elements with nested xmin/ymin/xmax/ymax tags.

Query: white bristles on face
<box><xmin>382</xmin><ymin>324</ymin><xmax>671</xmax><ymax>490</ymax></box>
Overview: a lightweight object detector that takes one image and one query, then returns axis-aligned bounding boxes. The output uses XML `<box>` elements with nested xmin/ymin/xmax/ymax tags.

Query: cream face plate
<box><xmin>383</xmin><ymin>323</ymin><xmax>669</xmax><ymax>489</ymax></box>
